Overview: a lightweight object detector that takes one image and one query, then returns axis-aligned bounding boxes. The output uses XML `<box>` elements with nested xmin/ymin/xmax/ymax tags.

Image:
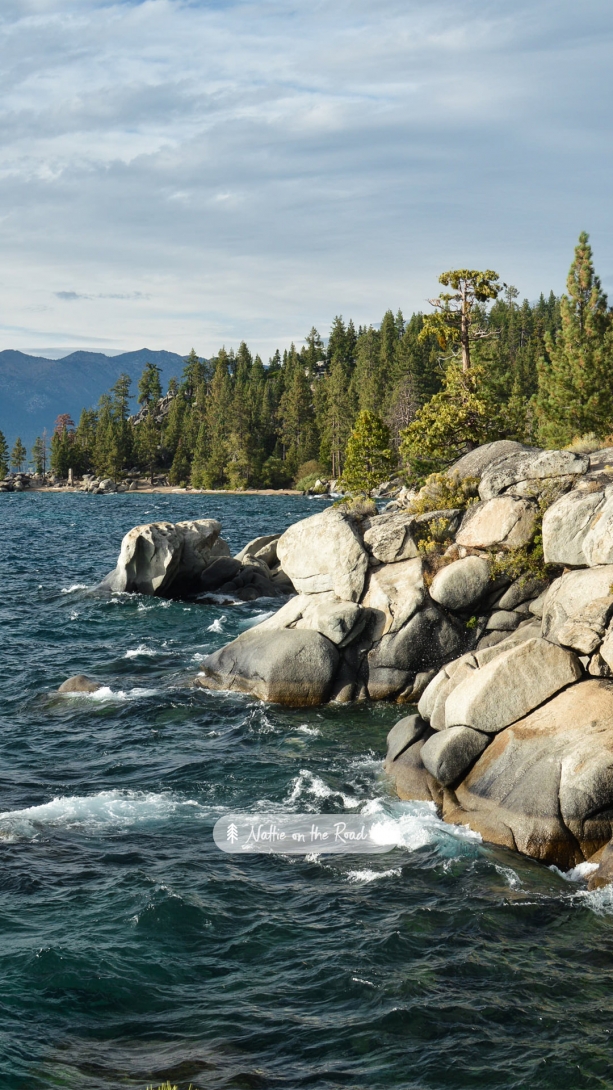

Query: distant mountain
<box><xmin>0</xmin><ymin>348</ymin><xmax>186</xmax><ymax>451</ymax></box>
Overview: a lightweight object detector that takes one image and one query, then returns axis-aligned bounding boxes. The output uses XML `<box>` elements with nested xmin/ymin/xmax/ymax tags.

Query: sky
<box><xmin>1</xmin><ymin>0</ymin><xmax>612</xmax><ymax>359</ymax></box>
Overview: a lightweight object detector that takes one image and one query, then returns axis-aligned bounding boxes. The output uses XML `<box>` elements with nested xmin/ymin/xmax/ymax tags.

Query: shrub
<box><xmin>405</xmin><ymin>471</ymin><xmax>480</xmax><ymax>516</ymax></box>
<box><xmin>295</xmin><ymin>472</ymin><xmax>327</xmax><ymax>493</ymax></box>
<box><xmin>294</xmin><ymin>459</ymin><xmax>324</xmax><ymax>485</ymax></box>
<box><xmin>564</xmin><ymin>433</ymin><xmax>603</xmax><ymax>454</ymax></box>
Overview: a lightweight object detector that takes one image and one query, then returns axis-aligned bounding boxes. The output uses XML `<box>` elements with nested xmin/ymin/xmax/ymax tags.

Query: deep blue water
<box><xmin>2</xmin><ymin>492</ymin><xmax>613</xmax><ymax>1090</ymax></box>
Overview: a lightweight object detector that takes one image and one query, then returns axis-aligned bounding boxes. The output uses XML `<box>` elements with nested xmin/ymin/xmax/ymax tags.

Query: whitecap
<box><xmin>207</xmin><ymin>615</ymin><xmax>227</xmax><ymax>633</ymax></box>
<box><xmin>61</xmin><ymin>583</ymin><xmax>89</xmax><ymax>594</ymax></box>
<box><xmin>550</xmin><ymin>861</ymin><xmax>600</xmax><ymax>883</ymax></box>
<box><xmin>364</xmin><ymin>798</ymin><xmax>482</xmax><ymax>855</ymax></box>
<box><xmin>61</xmin><ymin>685</ymin><xmax>159</xmax><ymax>702</ymax></box>
<box><xmin>287</xmin><ymin>769</ymin><xmax>361</xmax><ymax>809</ymax></box>
<box><xmin>345</xmin><ymin>867</ymin><xmax>402</xmax><ymax>883</ymax></box>
<box><xmin>297</xmin><ymin>725</ymin><xmax>321</xmax><ymax>737</ymax></box>
<box><xmin>0</xmin><ymin>789</ymin><xmax>188</xmax><ymax>839</ymax></box>
<box><xmin>124</xmin><ymin>644</ymin><xmax>158</xmax><ymax>659</ymax></box>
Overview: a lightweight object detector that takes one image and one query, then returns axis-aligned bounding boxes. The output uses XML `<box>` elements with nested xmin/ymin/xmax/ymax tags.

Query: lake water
<box><xmin>2</xmin><ymin>491</ymin><xmax>613</xmax><ymax>1090</ymax></box>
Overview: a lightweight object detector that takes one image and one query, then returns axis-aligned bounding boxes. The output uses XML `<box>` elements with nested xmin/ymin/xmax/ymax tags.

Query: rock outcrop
<box><xmin>100</xmin><ymin>519</ymin><xmax>293</xmax><ymax>600</ymax></box>
<box><xmin>93</xmin><ymin>439</ymin><xmax>613</xmax><ymax>878</ymax></box>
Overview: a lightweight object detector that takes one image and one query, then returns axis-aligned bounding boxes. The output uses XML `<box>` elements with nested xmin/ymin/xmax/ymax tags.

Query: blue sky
<box><xmin>1</xmin><ymin>0</ymin><xmax>612</xmax><ymax>358</ymax></box>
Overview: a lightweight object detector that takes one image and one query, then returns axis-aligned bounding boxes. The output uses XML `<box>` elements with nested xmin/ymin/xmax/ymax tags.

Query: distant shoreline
<box><xmin>26</xmin><ymin>485</ymin><xmax>306</xmax><ymax>497</ymax></box>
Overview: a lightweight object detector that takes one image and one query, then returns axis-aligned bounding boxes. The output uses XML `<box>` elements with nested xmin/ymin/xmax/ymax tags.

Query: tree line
<box><xmin>1</xmin><ymin>232</ymin><xmax>608</xmax><ymax>491</ymax></box>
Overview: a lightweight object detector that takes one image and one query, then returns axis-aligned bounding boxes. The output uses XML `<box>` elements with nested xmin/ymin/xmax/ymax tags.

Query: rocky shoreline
<box><xmin>62</xmin><ymin>438</ymin><xmax>613</xmax><ymax>886</ymax></box>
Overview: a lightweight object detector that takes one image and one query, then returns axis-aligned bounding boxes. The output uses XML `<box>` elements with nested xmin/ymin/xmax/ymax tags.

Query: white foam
<box><xmin>124</xmin><ymin>644</ymin><xmax>158</xmax><ymax>658</ymax></box>
<box><xmin>207</xmin><ymin>616</ymin><xmax>227</xmax><ymax>633</ymax></box>
<box><xmin>61</xmin><ymin>583</ymin><xmax>89</xmax><ymax>594</ymax></box>
<box><xmin>550</xmin><ymin>861</ymin><xmax>600</xmax><ymax>883</ymax></box>
<box><xmin>288</xmin><ymin>769</ymin><xmax>361</xmax><ymax>809</ymax></box>
<box><xmin>297</xmin><ymin>725</ymin><xmax>321</xmax><ymax>737</ymax></box>
<box><xmin>62</xmin><ymin>686</ymin><xmax>159</xmax><ymax>702</ymax></box>
<box><xmin>0</xmin><ymin>790</ymin><xmax>192</xmax><ymax>838</ymax></box>
<box><xmin>346</xmin><ymin>868</ymin><xmax>402</xmax><ymax>883</ymax></box>
<box><xmin>239</xmin><ymin>611</ymin><xmax>275</xmax><ymax>630</ymax></box>
<box><xmin>364</xmin><ymin>798</ymin><xmax>482</xmax><ymax>855</ymax></box>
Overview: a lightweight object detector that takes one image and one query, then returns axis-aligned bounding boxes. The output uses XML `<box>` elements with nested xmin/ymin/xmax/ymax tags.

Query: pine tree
<box><xmin>11</xmin><ymin>437</ymin><xmax>27</xmax><ymax>472</ymax></box>
<box><xmin>420</xmin><ymin>269</ymin><xmax>503</xmax><ymax>371</ymax></box>
<box><xmin>278</xmin><ymin>364</ymin><xmax>317</xmax><ymax>476</ymax></box>
<box><xmin>0</xmin><ymin>430</ymin><xmax>8</xmax><ymax>477</ymax></box>
<box><xmin>168</xmin><ymin>436</ymin><xmax>191</xmax><ymax>485</ymax></box>
<box><xmin>198</xmin><ymin>352</ymin><xmax>233</xmax><ymax>487</ymax></box>
<box><xmin>340</xmin><ymin>411</ymin><xmax>396</xmax><ymax>495</ymax></box>
<box><xmin>138</xmin><ymin>363</ymin><xmax>162</xmax><ymax>406</ymax></box>
<box><xmin>32</xmin><ymin>431</ymin><xmax>48</xmax><ymax>476</ymax></box>
<box><xmin>320</xmin><ymin>357</ymin><xmax>354</xmax><ymax>478</ymax></box>
<box><xmin>535</xmin><ymin>232</ymin><xmax>612</xmax><ymax>446</ymax></box>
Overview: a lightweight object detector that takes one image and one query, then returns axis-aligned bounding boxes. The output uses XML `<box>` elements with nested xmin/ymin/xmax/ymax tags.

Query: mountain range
<box><xmin>0</xmin><ymin>348</ymin><xmax>186</xmax><ymax>453</ymax></box>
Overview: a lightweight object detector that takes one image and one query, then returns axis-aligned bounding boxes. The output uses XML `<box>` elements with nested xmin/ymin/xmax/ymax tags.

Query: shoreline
<box><xmin>25</xmin><ymin>485</ymin><xmax>307</xmax><ymax>496</ymax></box>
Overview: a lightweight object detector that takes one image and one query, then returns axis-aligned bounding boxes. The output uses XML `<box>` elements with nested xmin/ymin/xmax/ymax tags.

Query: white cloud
<box><xmin>0</xmin><ymin>0</ymin><xmax>612</xmax><ymax>356</ymax></box>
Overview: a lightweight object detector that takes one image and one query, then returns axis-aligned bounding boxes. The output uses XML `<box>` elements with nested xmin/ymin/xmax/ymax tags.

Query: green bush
<box><xmin>295</xmin><ymin>472</ymin><xmax>327</xmax><ymax>493</ymax></box>
<box><xmin>406</xmin><ymin>471</ymin><xmax>480</xmax><ymax>516</ymax></box>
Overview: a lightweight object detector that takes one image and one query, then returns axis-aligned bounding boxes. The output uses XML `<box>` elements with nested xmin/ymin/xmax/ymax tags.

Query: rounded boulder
<box><xmin>429</xmin><ymin>556</ymin><xmax>490</xmax><ymax>612</ymax></box>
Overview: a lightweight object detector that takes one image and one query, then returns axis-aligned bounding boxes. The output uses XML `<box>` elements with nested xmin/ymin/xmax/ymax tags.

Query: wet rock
<box><xmin>383</xmin><ymin>728</ymin><xmax>441</xmax><ymax>804</ymax></box>
<box><xmin>456</xmin><ymin>497</ymin><xmax>537</xmax><ymax>549</ymax></box>
<box><xmin>276</xmin><ymin>508</ymin><xmax>368</xmax><ymax>602</ymax></box>
<box><xmin>101</xmin><ymin>518</ymin><xmax>228</xmax><ymax>596</ymax></box>
<box><xmin>366</xmin><ymin>606</ymin><xmax>465</xmax><ymax>701</ymax></box>
<box><xmin>444</xmin><ymin>637</ymin><xmax>582</xmax><ymax>733</ymax></box>
<box><xmin>58</xmin><ymin>674</ymin><xmax>102</xmax><ymax>693</ymax></box>
<box><xmin>420</xmin><ymin>725</ymin><xmax>490</xmax><ymax>786</ymax></box>
<box><xmin>196</xmin><ymin>628</ymin><xmax>340</xmax><ymax>706</ymax></box>
<box><xmin>429</xmin><ymin>556</ymin><xmax>490</xmax><ymax>612</ymax></box>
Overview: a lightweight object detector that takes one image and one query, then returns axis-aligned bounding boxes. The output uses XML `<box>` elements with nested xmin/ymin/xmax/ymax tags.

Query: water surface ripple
<box><xmin>1</xmin><ymin>492</ymin><xmax>613</xmax><ymax>1089</ymax></box>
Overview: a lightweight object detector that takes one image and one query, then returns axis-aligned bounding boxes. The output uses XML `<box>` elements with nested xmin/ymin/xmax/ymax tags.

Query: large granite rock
<box><xmin>448</xmin><ymin>441</ymin><xmax>527</xmax><ymax>480</ymax></box>
<box><xmin>366</xmin><ymin>605</ymin><xmax>464</xmax><ymax>700</ymax></box>
<box><xmin>541</xmin><ymin>567</ymin><xmax>613</xmax><ymax>644</ymax></box>
<box><xmin>276</xmin><ymin>508</ymin><xmax>368</xmax><ymax>602</ymax></box>
<box><xmin>445</xmin><ymin>680</ymin><xmax>613</xmax><ymax>867</ymax></box>
<box><xmin>444</xmin><ymin>637</ymin><xmax>582</xmax><ymax>733</ymax></box>
<box><xmin>556</xmin><ymin>597</ymin><xmax>613</xmax><ymax>655</ymax></box>
<box><xmin>360</xmin><ymin>557</ymin><xmax>426</xmax><ymax>638</ymax></box>
<box><xmin>429</xmin><ymin>556</ymin><xmax>490</xmax><ymax>611</ymax></box>
<box><xmin>456</xmin><ymin>497</ymin><xmax>537</xmax><ymax>549</ymax></box>
<box><xmin>196</xmin><ymin>628</ymin><xmax>340</xmax><ymax>706</ymax></box>
<box><xmin>386</xmin><ymin>713</ymin><xmax>428</xmax><ymax>761</ymax></box>
<box><xmin>101</xmin><ymin>518</ymin><xmax>230</xmax><ymax>596</ymax></box>
<box><xmin>478</xmin><ymin>449</ymin><xmax>589</xmax><ymax>501</ymax></box>
<box><xmin>420</xmin><ymin>725</ymin><xmax>490</xmax><ymax>786</ymax></box>
<box><xmin>383</xmin><ymin>728</ymin><xmax>441</xmax><ymax>804</ymax></box>
<box><xmin>235</xmin><ymin>534</ymin><xmax>280</xmax><ymax>567</ymax></box>
<box><xmin>362</xmin><ymin>511</ymin><xmax>419</xmax><ymax>564</ymax></box>
<box><xmin>543</xmin><ymin>489</ymin><xmax>613</xmax><ymax>568</ymax></box>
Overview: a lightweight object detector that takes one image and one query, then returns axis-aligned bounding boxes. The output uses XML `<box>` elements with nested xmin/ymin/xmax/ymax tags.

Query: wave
<box><xmin>61</xmin><ymin>686</ymin><xmax>159</xmax><ymax>702</ymax></box>
<box><xmin>60</xmin><ymin>583</ymin><xmax>89</xmax><ymax>594</ymax></box>
<box><xmin>345</xmin><ymin>867</ymin><xmax>402</xmax><ymax>883</ymax></box>
<box><xmin>207</xmin><ymin>616</ymin><xmax>227</xmax><ymax>633</ymax></box>
<box><xmin>123</xmin><ymin>644</ymin><xmax>159</xmax><ymax>658</ymax></box>
<box><xmin>0</xmin><ymin>789</ymin><xmax>194</xmax><ymax>839</ymax></box>
<box><xmin>288</xmin><ymin>769</ymin><xmax>361</xmax><ymax>809</ymax></box>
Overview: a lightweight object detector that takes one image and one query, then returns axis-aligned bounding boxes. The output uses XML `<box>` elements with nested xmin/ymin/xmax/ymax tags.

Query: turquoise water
<box><xmin>2</xmin><ymin>492</ymin><xmax>613</xmax><ymax>1090</ymax></box>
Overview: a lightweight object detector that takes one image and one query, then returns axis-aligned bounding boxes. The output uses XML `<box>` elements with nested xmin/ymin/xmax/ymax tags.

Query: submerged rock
<box><xmin>58</xmin><ymin>674</ymin><xmax>102</xmax><ymax>693</ymax></box>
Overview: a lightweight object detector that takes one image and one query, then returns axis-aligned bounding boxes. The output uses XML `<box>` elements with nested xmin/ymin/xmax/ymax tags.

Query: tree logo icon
<box><xmin>227</xmin><ymin>822</ymin><xmax>239</xmax><ymax>844</ymax></box>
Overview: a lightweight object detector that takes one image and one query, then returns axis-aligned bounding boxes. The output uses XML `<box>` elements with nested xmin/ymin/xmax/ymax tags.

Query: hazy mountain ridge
<box><xmin>0</xmin><ymin>348</ymin><xmax>186</xmax><ymax>450</ymax></box>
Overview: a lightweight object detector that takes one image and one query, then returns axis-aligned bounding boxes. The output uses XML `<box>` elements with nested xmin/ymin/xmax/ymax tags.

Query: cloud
<box><xmin>0</xmin><ymin>0</ymin><xmax>612</xmax><ymax>356</ymax></box>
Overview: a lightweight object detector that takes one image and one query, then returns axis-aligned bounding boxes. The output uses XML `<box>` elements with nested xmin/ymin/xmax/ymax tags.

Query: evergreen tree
<box><xmin>32</xmin><ymin>431</ymin><xmax>48</xmax><ymax>476</ymax></box>
<box><xmin>135</xmin><ymin>407</ymin><xmax>162</xmax><ymax>484</ymax></box>
<box><xmin>194</xmin><ymin>352</ymin><xmax>232</xmax><ymax>488</ymax></box>
<box><xmin>535</xmin><ymin>232</ymin><xmax>612</xmax><ymax>446</ymax></box>
<box><xmin>320</xmin><ymin>357</ymin><xmax>354</xmax><ymax>477</ymax></box>
<box><xmin>11</xmin><ymin>437</ymin><xmax>27</xmax><ymax>472</ymax></box>
<box><xmin>420</xmin><ymin>269</ymin><xmax>503</xmax><ymax>371</ymax></box>
<box><xmin>278</xmin><ymin>364</ymin><xmax>317</xmax><ymax>475</ymax></box>
<box><xmin>138</xmin><ymin>363</ymin><xmax>162</xmax><ymax>406</ymax></box>
<box><xmin>0</xmin><ymin>430</ymin><xmax>8</xmax><ymax>477</ymax></box>
<box><xmin>400</xmin><ymin>361</ymin><xmax>500</xmax><ymax>480</ymax></box>
<box><xmin>340</xmin><ymin>411</ymin><xmax>396</xmax><ymax>495</ymax></box>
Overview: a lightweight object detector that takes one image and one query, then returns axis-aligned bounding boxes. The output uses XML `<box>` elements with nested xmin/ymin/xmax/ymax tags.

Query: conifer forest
<box><xmin>27</xmin><ymin>233</ymin><xmax>613</xmax><ymax>491</ymax></box>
